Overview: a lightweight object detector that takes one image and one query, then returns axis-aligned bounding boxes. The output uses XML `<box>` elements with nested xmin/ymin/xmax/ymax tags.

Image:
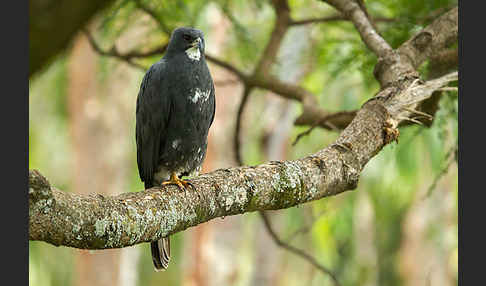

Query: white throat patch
<box><xmin>185</xmin><ymin>46</ymin><xmax>201</xmax><ymax>61</ymax></box>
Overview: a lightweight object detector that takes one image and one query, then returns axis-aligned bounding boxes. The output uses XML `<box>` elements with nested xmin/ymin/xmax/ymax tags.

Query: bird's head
<box><xmin>166</xmin><ymin>27</ymin><xmax>205</xmax><ymax>61</ymax></box>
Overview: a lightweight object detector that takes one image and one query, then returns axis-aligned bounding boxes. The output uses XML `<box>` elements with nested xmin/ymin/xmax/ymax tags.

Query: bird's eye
<box><xmin>183</xmin><ymin>34</ymin><xmax>192</xmax><ymax>42</ymax></box>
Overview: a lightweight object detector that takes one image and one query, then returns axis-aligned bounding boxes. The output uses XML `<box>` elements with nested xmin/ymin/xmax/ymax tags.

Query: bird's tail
<box><xmin>145</xmin><ymin>180</ymin><xmax>170</xmax><ymax>271</ymax></box>
<box><xmin>151</xmin><ymin>237</ymin><xmax>171</xmax><ymax>271</ymax></box>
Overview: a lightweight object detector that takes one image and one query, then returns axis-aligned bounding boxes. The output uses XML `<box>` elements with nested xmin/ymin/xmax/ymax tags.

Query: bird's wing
<box><xmin>208</xmin><ymin>80</ymin><xmax>216</xmax><ymax>128</ymax></box>
<box><xmin>136</xmin><ymin>62</ymin><xmax>171</xmax><ymax>187</ymax></box>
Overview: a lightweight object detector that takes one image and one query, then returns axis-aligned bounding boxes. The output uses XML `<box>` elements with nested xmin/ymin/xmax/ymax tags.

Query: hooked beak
<box><xmin>191</xmin><ymin>37</ymin><xmax>202</xmax><ymax>50</ymax></box>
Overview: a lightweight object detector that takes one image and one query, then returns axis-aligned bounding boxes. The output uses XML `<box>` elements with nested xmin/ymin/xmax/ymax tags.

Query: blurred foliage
<box><xmin>29</xmin><ymin>0</ymin><xmax>458</xmax><ymax>285</ymax></box>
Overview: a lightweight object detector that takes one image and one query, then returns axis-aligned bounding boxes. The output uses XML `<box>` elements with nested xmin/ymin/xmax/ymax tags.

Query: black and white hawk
<box><xmin>135</xmin><ymin>27</ymin><xmax>215</xmax><ymax>271</ymax></box>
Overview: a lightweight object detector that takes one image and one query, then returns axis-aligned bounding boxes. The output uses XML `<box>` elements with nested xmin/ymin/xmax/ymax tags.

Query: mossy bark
<box><xmin>28</xmin><ymin>69</ymin><xmax>456</xmax><ymax>249</ymax></box>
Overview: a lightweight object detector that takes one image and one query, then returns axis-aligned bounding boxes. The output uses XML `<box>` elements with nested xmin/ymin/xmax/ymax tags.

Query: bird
<box><xmin>135</xmin><ymin>27</ymin><xmax>215</xmax><ymax>271</ymax></box>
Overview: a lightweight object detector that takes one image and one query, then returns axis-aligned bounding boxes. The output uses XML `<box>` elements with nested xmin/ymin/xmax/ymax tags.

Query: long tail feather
<box><xmin>151</xmin><ymin>237</ymin><xmax>171</xmax><ymax>271</ymax></box>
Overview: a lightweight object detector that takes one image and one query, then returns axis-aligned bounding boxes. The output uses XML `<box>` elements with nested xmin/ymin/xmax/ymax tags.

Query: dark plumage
<box><xmin>135</xmin><ymin>27</ymin><xmax>215</xmax><ymax>271</ymax></box>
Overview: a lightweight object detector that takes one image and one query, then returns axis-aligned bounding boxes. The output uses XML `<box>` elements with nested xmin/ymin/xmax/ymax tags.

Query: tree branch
<box><xmin>234</xmin><ymin>86</ymin><xmax>253</xmax><ymax>166</ymax></box>
<box><xmin>294</xmin><ymin>110</ymin><xmax>357</xmax><ymax>131</ymax></box>
<box><xmin>253</xmin><ymin>0</ymin><xmax>291</xmax><ymax>77</ymax></box>
<box><xmin>374</xmin><ymin>6</ymin><xmax>458</xmax><ymax>87</ymax></box>
<box><xmin>82</xmin><ymin>29</ymin><xmax>151</xmax><ymax>70</ymax></box>
<box><xmin>397</xmin><ymin>7</ymin><xmax>458</xmax><ymax>70</ymax></box>
<box><xmin>323</xmin><ymin>0</ymin><xmax>393</xmax><ymax>57</ymax></box>
<box><xmin>205</xmin><ymin>54</ymin><xmax>248</xmax><ymax>81</ymax></box>
<box><xmin>29</xmin><ymin>70</ymin><xmax>457</xmax><ymax>249</ymax></box>
<box><xmin>429</xmin><ymin>48</ymin><xmax>458</xmax><ymax>78</ymax></box>
<box><xmin>290</xmin><ymin>14</ymin><xmax>395</xmax><ymax>26</ymax></box>
<box><xmin>290</xmin><ymin>14</ymin><xmax>348</xmax><ymax>25</ymax></box>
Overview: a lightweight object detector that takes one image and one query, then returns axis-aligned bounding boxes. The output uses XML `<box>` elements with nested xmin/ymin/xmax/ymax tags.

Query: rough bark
<box><xmin>28</xmin><ymin>68</ymin><xmax>456</xmax><ymax>250</ymax></box>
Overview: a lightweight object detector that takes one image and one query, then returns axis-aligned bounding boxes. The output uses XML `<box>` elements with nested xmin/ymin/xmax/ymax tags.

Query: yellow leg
<box><xmin>161</xmin><ymin>172</ymin><xmax>193</xmax><ymax>190</ymax></box>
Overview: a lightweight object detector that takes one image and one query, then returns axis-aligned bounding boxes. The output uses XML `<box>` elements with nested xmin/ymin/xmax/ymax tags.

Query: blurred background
<box><xmin>29</xmin><ymin>0</ymin><xmax>458</xmax><ymax>285</ymax></box>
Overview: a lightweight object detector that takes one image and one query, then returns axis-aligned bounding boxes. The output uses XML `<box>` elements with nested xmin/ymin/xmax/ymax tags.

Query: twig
<box><xmin>397</xmin><ymin>116</ymin><xmax>424</xmax><ymax>125</ymax></box>
<box><xmin>293</xmin><ymin>116</ymin><xmax>339</xmax><ymax>146</ymax></box>
<box><xmin>285</xmin><ymin>209</ymin><xmax>327</xmax><ymax>242</ymax></box>
<box><xmin>290</xmin><ymin>14</ymin><xmax>347</xmax><ymax>25</ymax></box>
<box><xmin>259</xmin><ymin>211</ymin><xmax>341</xmax><ymax>286</ymax></box>
<box><xmin>438</xmin><ymin>87</ymin><xmax>458</xmax><ymax>92</ymax></box>
<box><xmin>82</xmin><ymin>29</ymin><xmax>149</xmax><ymax>70</ymax></box>
<box><xmin>423</xmin><ymin>143</ymin><xmax>458</xmax><ymax>199</ymax></box>
<box><xmin>82</xmin><ymin>29</ymin><xmax>168</xmax><ymax>59</ymax></box>
<box><xmin>234</xmin><ymin>86</ymin><xmax>253</xmax><ymax>166</ymax></box>
<box><xmin>402</xmin><ymin>107</ymin><xmax>434</xmax><ymax>120</ymax></box>
<box><xmin>133</xmin><ymin>0</ymin><xmax>172</xmax><ymax>34</ymax></box>
<box><xmin>290</xmin><ymin>15</ymin><xmax>395</xmax><ymax>26</ymax></box>
<box><xmin>290</xmin><ymin>6</ymin><xmax>450</xmax><ymax>27</ymax></box>
<box><xmin>253</xmin><ymin>0</ymin><xmax>291</xmax><ymax>77</ymax></box>
<box><xmin>205</xmin><ymin>54</ymin><xmax>248</xmax><ymax>81</ymax></box>
<box><xmin>233</xmin><ymin>0</ymin><xmax>292</xmax><ymax>165</ymax></box>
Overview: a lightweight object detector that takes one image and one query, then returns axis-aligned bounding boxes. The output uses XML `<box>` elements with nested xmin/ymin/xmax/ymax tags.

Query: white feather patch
<box><xmin>190</xmin><ymin>88</ymin><xmax>211</xmax><ymax>103</ymax></box>
<box><xmin>185</xmin><ymin>46</ymin><xmax>200</xmax><ymax>61</ymax></box>
<box><xmin>172</xmin><ymin>139</ymin><xmax>181</xmax><ymax>149</ymax></box>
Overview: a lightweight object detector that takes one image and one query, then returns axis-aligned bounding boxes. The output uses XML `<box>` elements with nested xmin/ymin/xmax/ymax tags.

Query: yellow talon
<box><xmin>161</xmin><ymin>172</ymin><xmax>193</xmax><ymax>190</ymax></box>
